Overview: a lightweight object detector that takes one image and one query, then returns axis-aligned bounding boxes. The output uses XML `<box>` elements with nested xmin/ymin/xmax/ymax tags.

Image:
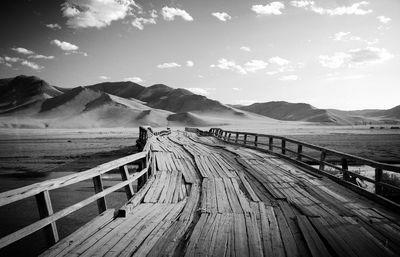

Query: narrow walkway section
<box><xmin>41</xmin><ymin>131</ymin><xmax>400</xmax><ymax>257</ymax></box>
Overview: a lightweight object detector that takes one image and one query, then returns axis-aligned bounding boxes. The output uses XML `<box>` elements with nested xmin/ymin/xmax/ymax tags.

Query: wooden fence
<box><xmin>208</xmin><ymin>127</ymin><xmax>400</xmax><ymax>210</ymax></box>
<box><xmin>0</xmin><ymin>126</ymin><xmax>163</xmax><ymax>251</ymax></box>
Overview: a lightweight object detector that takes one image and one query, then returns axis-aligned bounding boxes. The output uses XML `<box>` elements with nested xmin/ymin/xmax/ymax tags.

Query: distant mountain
<box><xmin>1</xmin><ymin>75</ymin><xmax>398</xmax><ymax>128</ymax></box>
<box><xmin>237</xmin><ymin>101</ymin><xmax>400</xmax><ymax>125</ymax></box>
<box><xmin>0</xmin><ymin>75</ymin><xmax>62</xmax><ymax>112</ymax></box>
<box><xmin>86</xmin><ymin>81</ymin><xmax>145</xmax><ymax>99</ymax></box>
<box><xmin>0</xmin><ymin>75</ymin><xmax>249</xmax><ymax>128</ymax></box>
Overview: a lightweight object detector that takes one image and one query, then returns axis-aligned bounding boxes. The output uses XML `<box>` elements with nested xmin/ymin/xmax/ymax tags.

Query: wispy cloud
<box><xmin>99</xmin><ymin>75</ymin><xmax>110</xmax><ymax>80</ymax></box>
<box><xmin>46</xmin><ymin>23</ymin><xmax>62</xmax><ymax>30</ymax></box>
<box><xmin>244</xmin><ymin>60</ymin><xmax>268</xmax><ymax>72</ymax></box>
<box><xmin>157</xmin><ymin>62</ymin><xmax>181</xmax><ymax>69</ymax></box>
<box><xmin>124</xmin><ymin>77</ymin><xmax>143</xmax><ymax>83</ymax></box>
<box><xmin>319</xmin><ymin>47</ymin><xmax>393</xmax><ymax>68</ymax></box>
<box><xmin>21</xmin><ymin>60</ymin><xmax>43</xmax><ymax>70</ymax></box>
<box><xmin>269</xmin><ymin>56</ymin><xmax>290</xmax><ymax>66</ymax></box>
<box><xmin>61</xmin><ymin>0</ymin><xmax>135</xmax><ymax>29</ymax></box>
<box><xmin>279</xmin><ymin>75</ymin><xmax>298</xmax><ymax>81</ymax></box>
<box><xmin>240</xmin><ymin>46</ymin><xmax>251</xmax><ymax>52</ymax></box>
<box><xmin>131</xmin><ymin>10</ymin><xmax>157</xmax><ymax>30</ymax></box>
<box><xmin>51</xmin><ymin>39</ymin><xmax>78</xmax><ymax>51</ymax></box>
<box><xmin>11</xmin><ymin>47</ymin><xmax>34</xmax><ymax>55</ymax></box>
<box><xmin>161</xmin><ymin>6</ymin><xmax>193</xmax><ymax>21</ymax></box>
<box><xmin>211</xmin><ymin>59</ymin><xmax>247</xmax><ymax>75</ymax></box>
<box><xmin>290</xmin><ymin>1</ymin><xmax>372</xmax><ymax>16</ymax></box>
<box><xmin>29</xmin><ymin>55</ymin><xmax>55</xmax><ymax>60</ymax></box>
<box><xmin>377</xmin><ymin>15</ymin><xmax>391</xmax><ymax>24</ymax></box>
<box><xmin>211</xmin><ymin>58</ymin><xmax>269</xmax><ymax>74</ymax></box>
<box><xmin>252</xmin><ymin>2</ymin><xmax>285</xmax><ymax>15</ymax></box>
<box><xmin>212</xmin><ymin>12</ymin><xmax>232</xmax><ymax>22</ymax></box>
<box><xmin>186</xmin><ymin>60</ymin><xmax>194</xmax><ymax>67</ymax></box>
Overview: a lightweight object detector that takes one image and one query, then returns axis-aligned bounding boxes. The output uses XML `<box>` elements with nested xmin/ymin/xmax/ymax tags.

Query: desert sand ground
<box><xmin>0</xmin><ymin>124</ymin><xmax>399</xmax><ymax>256</ymax></box>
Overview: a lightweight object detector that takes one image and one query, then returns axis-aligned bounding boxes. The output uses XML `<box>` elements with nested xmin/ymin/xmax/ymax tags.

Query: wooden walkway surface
<box><xmin>41</xmin><ymin>131</ymin><xmax>400</xmax><ymax>257</ymax></box>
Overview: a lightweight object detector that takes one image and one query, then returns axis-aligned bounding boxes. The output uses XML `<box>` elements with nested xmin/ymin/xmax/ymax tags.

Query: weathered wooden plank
<box><xmin>296</xmin><ymin>215</ymin><xmax>332</xmax><ymax>257</ymax></box>
<box><xmin>39</xmin><ymin>209</ymin><xmax>115</xmax><ymax>257</ymax></box>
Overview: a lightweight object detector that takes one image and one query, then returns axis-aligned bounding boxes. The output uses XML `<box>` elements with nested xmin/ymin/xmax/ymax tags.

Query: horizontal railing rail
<box><xmin>207</xmin><ymin>127</ymin><xmax>400</xmax><ymax>210</ymax></box>
<box><xmin>0</xmin><ymin>126</ymin><xmax>169</xmax><ymax>251</ymax></box>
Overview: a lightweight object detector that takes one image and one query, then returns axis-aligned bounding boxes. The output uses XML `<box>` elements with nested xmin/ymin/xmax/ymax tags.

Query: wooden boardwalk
<box><xmin>38</xmin><ymin>130</ymin><xmax>400</xmax><ymax>257</ymax></box>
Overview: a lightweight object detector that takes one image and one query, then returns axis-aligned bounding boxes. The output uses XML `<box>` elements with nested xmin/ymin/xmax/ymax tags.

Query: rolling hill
<box><xmin>236</xmin><ymin>101</ymin><xmax>400</xmax><ymax>125</ymax></box>
<box><xmin>0</xmin><ymin>75</ymin><xmax>398</xmax><ymax>128</ymax></box>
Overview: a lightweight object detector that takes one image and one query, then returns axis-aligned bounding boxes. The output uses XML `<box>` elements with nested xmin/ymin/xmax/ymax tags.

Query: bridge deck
<box><xmin>41</xmin><ymin>131</ymin><xmax>400</xmax><ymax>257</ymax></box>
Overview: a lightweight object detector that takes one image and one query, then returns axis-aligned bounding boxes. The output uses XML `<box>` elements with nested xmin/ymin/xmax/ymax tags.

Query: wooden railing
<box><xmin>185</xmin><ymin>127</ymin><xmax>210</xmax><ymax>136</ymax></box>
<box><xmin>137</xmin><ymin>126</ymin><xmax>171</xmax><ymax>150</ymax></box>
<box><xmin>208</xmin><ymin>128</ymin><xmax>400</xmax><ymax>209</ymax></box>
<box><xmin>0</xmin><ymin>126</ymin><xmax>168</xmax><ymax>251</ymax></box>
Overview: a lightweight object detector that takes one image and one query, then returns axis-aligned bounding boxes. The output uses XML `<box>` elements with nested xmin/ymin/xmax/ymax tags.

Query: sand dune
<box><xmin>0</xmin><ymin>75</ymin><xmax>398</xmax><ymax>128</ymax></box>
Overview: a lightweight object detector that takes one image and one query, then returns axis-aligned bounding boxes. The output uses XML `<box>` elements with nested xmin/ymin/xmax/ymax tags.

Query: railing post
<box><xmin>281</xmin><ymin>139</ymin><xmax>286</xmax><ymax>154</ymax></box>
<box><xmin>224</xmin><ymin>131</ymin><xmax>228</xmax><ymax>140</ymax></box>
<box><xmin>235</xmin><ymin>133</ymin><xmax>239</xmax><ymax>143</ymax></box>
<box><xmin>342</xmin><ymin>158</ymin><xmax>349</xmax><ymax>181</ymax></box>
<box><xmin>93</xmin><ymin>175</ymin><xmax>107</xmax><ymax>213</ymax></box>
<box><xmin>119</xmin><ymin>165</ymin><xmax>134</xmax><ymax>199</ymax></box>
<box><xmin>228</xmin><ymin>133</ymin><xmax>231</xmax><ymax>142</ymax></box>
<box><xmin>375</xmin><ymin>168</ymin><xmax>383</xmax><ymax>195</ymax></box>
<box><xmin>35</xmin><ymin>190</ymin><xmax>59</xmax><ymax>245</ymax></box>
<box><xmin>137</xmin><ymin>157</ymin><xmax>148</xmax><ymax>191</ymax></box>
<box><xmin>254</xmin><ymin>135</ymin><xmax>258</xmax><ymax>147</ymax></box>
<box><xmin>244</xmin><ymin>134</ymin><xmax>247</xmax><ymax>145</ymax></box>
<box><xmin>269</xmin><ymin>137</ymin><xmax>273</xmax><ymax>150</ymax></box>
<box><xmin>297</xmin><ymin>144</ymin><xmax>302</xmax><ymax>161</ymax></box>
<box><xmin>319</xmin><ymin>151</ymin><xmax>326</xmax><ymax>171</ymax></box>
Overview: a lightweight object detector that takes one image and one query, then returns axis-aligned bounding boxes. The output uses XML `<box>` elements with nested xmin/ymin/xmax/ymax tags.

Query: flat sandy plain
<box><xmin>0</xmin><ymin>124</ymin><xmax>399</xmax><ymax>256</ymax></box>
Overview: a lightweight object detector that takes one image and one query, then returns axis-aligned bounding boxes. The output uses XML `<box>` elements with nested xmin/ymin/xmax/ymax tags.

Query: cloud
<box><xmin>131</xmin><ymin>10</ymin><xmax>157</xmax><ymax>30</ymax></box>
<box><xmin>333</xmin><ymin>31</ymin><xmax>361</xmax><ymax>41</ymax></box>
<box><xmin>279</xmin><ymin>75</ymin><xmax>298</xmax><ymax>80</ymax></box>
<box><xmin>99</xmin><ymin>75</ymin><xmax>110</xmax><ymax>80</ymax></box>
<box><xmin>28</xmin><ymin>55</ymin><xmax>55</xmax><ymax>60</ymax></box>
<box><xmin>124</xmin><ymin>77</ymin><xmax>143</xmax><ymax>83</ymax></box>
<box><xmin>232</xmin><ymin>87</ymin><xmax>241</xmax><ymax>91</ymax></box>
<box><xmin>46</xmin><ymin>23</ymin><xmax>62</xmax><ymax>30</ymax></box>
<box><xmin>377</xmin><ymin>15</ymin><xmax>391</xmax><ymax>24</ymax></box>
<box><xmin>185</xmin><ymin>88</ymin><xmax>210</xmax><ymax>96</ymax></box>
<box><xmin>319</xmin><ymin>47</ymin><xmax>393</xmax><ymax>68</ymax></box>
<box><xmin>61</xmin><ymin>0</ymin><xmax>135</xmax><ymax>29</ymax></box>
<box><xmin>252</xmin><ymin>2</ymin><xmax>285</xmax><ymax>15</ymax></box>
<box><xmin>21</xmin><ymin>60</ymin><xmax>43</xmax><ymax>70</ymax></box>
<box><xmin>269</xmin><ymin>56</ymin><xmax>290</xmax><ymax>66</ymax></box>
<box><xmin>212</xmin><ymin>12</ymin><xmax>232</xmax><ymax>22</ymax></box>
<box><xmin>11</xmin><ymin>47</ymin><xmax>34</xmax><ymax>55</ymax></box>
<box><xmin>51</xmin><ymin>39</ymin><xmax>79</xmax><ymax>51</ymax></box>
<box><xmin>211</xmin><ymin>58</ymin><xmax>271</xmax><ymax>74</ymax></box>
<box><xmin>4</xmin><ymin>56</ymin><xmax>22</xmax><ymax>63</ymax></box>
<box><xmin>326</xmin><ymin>73</ymin><xmax>365</xmax><ymax>81</ymax></box>
<box><xmin>290</xmin><ymin>1</ymin><xmax>372</xmax><ymax>16</ymax></box>
<box><xmin>244</xmin><ymin>60</ymin><xmax>268</xmax><ymax>72</ymax></box>
<box><xmin>211</xmin><ymin>58</ymin><xmax>247</xmax><ymax>74</ymax></box>
<box><xmin>186</xmin><ymin>60</ymin><xmax>194</xmax><ymax>67</ymax></box>
<box><xmin>161</xmin><ymin>6</ymin><xmax>193</xmax><ymax>21</ymax></box>
<box><xmin>319</xmin><ymin>52</ymin><xmax>351</xmax><ymax>68</ymax></box>
<box><xmin>157</xmin><ymin>62</ymin><xmax>181</xmax><ymax>69</ymax></box>
<box><xmin>240</xmin><ymin>46</ymin><xmax>251</xmax><ymax>52</ymax></box>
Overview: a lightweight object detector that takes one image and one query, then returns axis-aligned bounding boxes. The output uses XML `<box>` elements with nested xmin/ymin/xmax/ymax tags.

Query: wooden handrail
<box><xmin>0</xmin><ymin>126</ymin><xmax>170</xmax><ymax>251</ymax></box>
<box><xmin>207</xmin><ymin>127</ymin><xmax>400</xmax><ymax>208</ymax></box>
<box><xmin>0</xmin><ymin>151</ymin><xmax>147</xmax><ymax>207</ymax></box>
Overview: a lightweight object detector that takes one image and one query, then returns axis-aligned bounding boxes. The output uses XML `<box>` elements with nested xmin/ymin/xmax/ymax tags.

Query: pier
<box><xmin>1</xmin><ymin>127</ymin><xmax>400</xmax><ymax>256</ymax></box>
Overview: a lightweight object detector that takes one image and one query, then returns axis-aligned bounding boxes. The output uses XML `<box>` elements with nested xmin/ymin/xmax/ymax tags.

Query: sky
<box><xmin>0</xmin><ymin>0</ymin><xmax>399</xmax><ymax>110</ymax></box>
